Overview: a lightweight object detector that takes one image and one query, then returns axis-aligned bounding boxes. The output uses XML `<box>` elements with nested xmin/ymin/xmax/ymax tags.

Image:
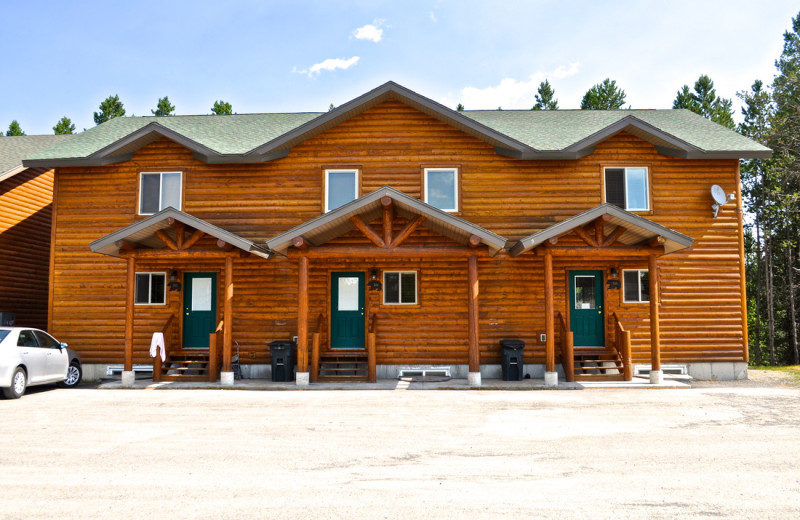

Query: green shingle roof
<box><xmin>0</xmin><ymin>135</ymin><xmax>69</xmax><ymax>177</ymax></box>
<box><xmin>21</xmin><ymin>82</ymin><xmax>770</xmax><ymax>166</ymax></box>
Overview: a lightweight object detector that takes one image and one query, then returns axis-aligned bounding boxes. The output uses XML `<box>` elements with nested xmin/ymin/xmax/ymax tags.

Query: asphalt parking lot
<box><xmin>1</xmin><ymin>373</ymin><xmax>799</xmax><ymax>519</ymax></box>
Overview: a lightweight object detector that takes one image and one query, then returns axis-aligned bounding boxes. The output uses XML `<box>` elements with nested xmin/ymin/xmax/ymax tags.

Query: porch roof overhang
<box><xmin>266</xmin><ymin>186</ymin><xmax>507</xmax><ymax>256</ymax></box>
<box><xmin>509</xmin><ymin>203</ymin><xmax>694</xmax><ymax>256</ymax></box>
<box><xmin>89</xmin><ymin>207</ymin><xmax>273</xmax><ymax>259</ymax></box>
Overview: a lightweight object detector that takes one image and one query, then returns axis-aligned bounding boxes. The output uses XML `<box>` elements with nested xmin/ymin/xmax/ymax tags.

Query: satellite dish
<box><xmin>711</xmin><ymin>185</ymin><xmax>727</xmax><ymax>205</ymax></box>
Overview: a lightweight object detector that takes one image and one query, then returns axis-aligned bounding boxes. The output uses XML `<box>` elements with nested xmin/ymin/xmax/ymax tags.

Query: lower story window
<box><xmin>623</xmin><ymin>269</ymin><xmax>649</xmax><ymax>303</ymax></box>
<box><xmin>383</xmin><ymin>271</ymin><xmax>417</xmax><ymax>305</ymax></box>
<box><xmin>135</xmin><ymin>272</ymin><xmax>166</xmax><ymax>305</ymax></box>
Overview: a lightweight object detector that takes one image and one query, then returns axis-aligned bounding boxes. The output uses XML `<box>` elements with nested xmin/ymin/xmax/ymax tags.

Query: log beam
<box><xmin>115</xmin><ymin>240</ymin><xmax>137</xmax><ymax>251</ymax></box>
<box><xmin>286</xmin><ymin>246</ymin><xmax>492</xmax><ymax>258</ymax></box>
<box><xmin>222</xmin><ymin>255</ymin><xmax>233</xmax><ymax>373</ymax></box>
<box><xmin>544</xmin><ymin>249</ymin><xmax>555</xmax><ymax>374</ymax></box>
<box><xmin>297</xmin><ymin>256</ymin><xmax>309</xmax><ymax>381</ymax></box>
<box><xmin>389</xmin><ymin>215</ymin><xmax>425</xmax><ymax>248</ymax></box>
<box><xmin>573</xmin><ymin>226</ymin><xmax>598</xmax><ymax>247</ymax></box>
<box><xmin>183</xmin><ymin>229</ymin><xmax>205</xmax><ymax>250</ymax></box>
<box><xmin>155</xmin><ymin>230</ymin><xmax>178</xmax><ymax>251</ymax></box>
<box><xmin>382</xmin><ymin>197</ymin><xmax>393</xmax><ymax>246</ymax></box>
<box><xmin>602</xmin><ymin>225</ymin><xmax>628</xmax><ymax>247</ymax></box>
<box><xmin>468</xmin><ymin>254</ymin><xmax>480</xmax><ymax>374</ymax></box>
<box><xmin>292</xmin><ymin>236</ymin><xmax>308</xmax><ymax>250</ymax></box>
<box><xmin>349</xmin><ymin>215</ymin><xmax>386</xmax><ymax>248</ymax></box>
<box><xmin>217</xmin><ymin>239</ymin><xmax>235</xmax><ymax>252</ymax></box>
<box><xmin>468</xmin><ymin>234</ymin><xmax>481</xmax><ymax>248</ymax></box>
<box><xmin>124</xmin><ymin>256</ymin><xmax>135</xmax><ymax>372</ymax></box>
<box><xmin>649</xmin><ymin>253</ymin><xmax>661</xmax><ymax>373</ymax></box>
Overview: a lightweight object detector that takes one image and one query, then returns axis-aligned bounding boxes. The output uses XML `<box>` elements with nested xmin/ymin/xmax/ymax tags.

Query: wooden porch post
<box><xmin>296</xmin><ymin>255</ymin><xmax>310</xmax><ymax>385</ymax></box>
<box><xmin>468</xmin><ymin>254</ymin><xmax>481</xmax><ymax>386</ymax></box>
<box><xmin>649</xmin><ymin>253</ymin><xmax>662</xmax><ymax>384</ymax></box>
<box><xmin>544</xmin><ymin>249</ymin><xmax>557</xmax><ymax>386</ymax></box>
<box><xmin>122</xmin><ymin>256</ymin><xmax>136</xmax><ymax>387</ymax></box>
<box><xmin>220</xmin><ymin>255</ymin><xmax>234</xmax><ymax>384</ymax></box>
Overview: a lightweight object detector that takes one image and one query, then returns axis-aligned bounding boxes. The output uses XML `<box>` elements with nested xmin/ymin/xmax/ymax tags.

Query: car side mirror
<box><xmin>59</xmin><ymin>342</ymin><xmax>68</xmax><ymax>349</ymax></box>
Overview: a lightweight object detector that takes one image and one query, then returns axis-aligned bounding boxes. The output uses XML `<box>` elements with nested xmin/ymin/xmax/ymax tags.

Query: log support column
<box><xmin>468</xmin><ymin>254</ymin><xmax>481</xmax><ymax>386</ymax></box>
<box><xmin>122</xmin><ymin>256</ymin><xmax>136</xmax><ymax>387</ymax></box>
<box><xmin>649</xmin><ymin>253</ymin><xmax>663</xmax><ymax>384</ymax></box>
<box><xmin>220</xmin><ymin>255</ymin><xmax>235</xmax><ymax>386</ymax></box>
<box><xmin>296</xmin><ymin>256</ymin><xmax>310</xmax><ymax>386</ymax></box>
<box><xmin>544</xmin><ymin>249</ymin><xmax>558</xmax><ymax>386</ymax></box>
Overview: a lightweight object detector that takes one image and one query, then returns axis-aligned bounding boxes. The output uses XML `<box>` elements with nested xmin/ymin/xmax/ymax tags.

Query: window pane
<box><xmin>400</xmin><ymin>273</ymin><xmax>417</xmax><ymax>304</ymax></box>
<box><xmin>140</xmin><ymin>174</ymin><xmax>160</xmax><ymax>214</ymax></box>
<box><xmin>161</xmin><ymin>173</ymin><xmax>182</xmax><ymax>210</ymax></box>
<box><xmin>135</xmin><ymin>274</ymin><xmax>150</xmax><ymax>304</ymax></box>
<box><xmin>34</xmin><ymin>330</ymin><xmax>59</xmax><ymax>349</ymax></box>
<box><xmin>150</xmin><ymin>274</ymin><xmax>166</xmax><ymax>304</ymax></box>
<box><xmin>384</xmin><ymin>272</ymin><xmax>399</xmax><ymax>303</ymax></box>
<box><xmin>639</xmin><ymin>270</ymin><xmax>650</xmax><ymax>302</ymax></box>
<box><xmin>623</xmin><ymin>270</ymin><xmax>640</xmax><ymax>302</ymax></box>
<box><xmin>605</xmin><ymin>169</ymin><xmax>625</xmax><ymax>209</ymax></box>
<box><xmin>574</xmin><ymin>276</ymin><xmax>596</xmax><ymax>309</ymax></box>
<box><xmin>426</xmin><ymin>170</ymin><xmax>456</xmax><ymax>210</ymax></box>
<box><xmin>327</xmin><ymin>171</ymin><xmax>356</xmax><ymax>211</ymax></box>
<box><xmin>626</xmin><ymin>168</ymin><xmax>648</xmax><ymax>210</ymax></box>
<box><xmin>337</xmin><ymin>276</ymin><xmax>359</xmax><ymax>311</ymax></box>
<box><xmin>191</xmin><ymin>277</ymin><xmax>212</xmax><ymax>311</ymax></box>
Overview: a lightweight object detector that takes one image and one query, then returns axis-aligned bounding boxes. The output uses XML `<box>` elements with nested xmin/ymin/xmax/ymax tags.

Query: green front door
<box><xmin>330</xmin><ymin>272</ymin><xmax>365</xmax><ymax>349</ymax></box>
<box><xmin>183</xmin><ymin>272</ymin><xmax>217</xmax><ymax>348</ymax></box>
<box><xmin>569</xmin><ymin>270</ymin><xmax>605</xmax><ymax>347</ymax></box>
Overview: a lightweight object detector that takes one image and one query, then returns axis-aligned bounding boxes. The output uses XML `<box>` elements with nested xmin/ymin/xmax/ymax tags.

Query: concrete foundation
<box><xmin>544</xmin><ymin>371</ymin><xmax>558</xmax><ymax>387</ymax></box>
<box><xmin>467</xmin><ymin>372</ymin><xmax>481</xmax><ymax>386</ymax></box>
<box><xmin>295</xmin><ymin>372</ymin><xmax>310</xmax><ymax>386</ymax></box>
<box><xmin>220</xmin><ymin>372</ymin><xmax>234</xmax><ymax>386</ymax></box>
<box><xmin>649</xmin><ymin>369</ymin><xmax>664</xmax><ymax>385</ymax></box>
<box><xmin>121</xmin><ymin>371</ymin><xmax>136</xmax><ymax>387</ymax></box>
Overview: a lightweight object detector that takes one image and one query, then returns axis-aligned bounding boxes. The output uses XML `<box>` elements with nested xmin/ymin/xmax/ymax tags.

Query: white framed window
<box><xmin>139</xmin><ymin>172</ymin><xmax>182</xmax><ymax>214</ymax></box>
<box><xmin>383</xmin><ymin>271</ymin><xmax>417</xmax><ymax>305</ymax></box>
<box><xmin>135</xmin><ymin>272</ymin><xmax>167</xmax><ymax>305</ymax></box>
<box><xmin>623</xmin><ymin>269</ymin><xmax>650</xmax><ymax>303</ymax></box>
<box><xmin>325</xmin><ymin>169</ymin><xmax>359</xmax><ymax>212</ymax></box>
<box><xmin>424</xmin><ymin>168</ymin><xmax>459</xmax><ymax>212</ymax></box>
<box><xmin>604</xmin><ymin>167</ymin><xmax>649</xmax><ymax>211</ymax></box>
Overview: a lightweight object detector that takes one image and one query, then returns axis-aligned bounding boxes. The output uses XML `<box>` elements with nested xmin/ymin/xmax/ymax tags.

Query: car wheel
<box><xmin>60</xmin><ymin>362</ymin><xmax>82</xmax><ymax>388</ymax></box>
<box><xmin>2</xmin><ymin>367</ymin><xmax>27</xmax><ymax>399</ymax></box>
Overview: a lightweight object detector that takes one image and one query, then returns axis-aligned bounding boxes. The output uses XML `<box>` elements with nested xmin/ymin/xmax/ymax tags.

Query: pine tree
<box><xmin>94</xmin><ymin>95</ymin><xmax>126</xmax><ymax>125</ymax></box>
<box><xmin>53</xmin><ymin>116</ymin><xmax>76</xmax><ymax>135</ymax></box>
<box><xmin>672</xmin><ymin>75</ymin><xmax>735</xmax><ymax>128</ymax></box>
<box><xmin>152</xmin><ymin>96</ymin><xmax>175</xmax><ymax>116</ymax></box>
<box><xmin>211</xmin><ymin>100</ymin><xmax>233</xmax><ymax>115</ymax></box>
<box><xmin>532</xmin><ymin>80</ymin><xmax>558</xmax><ymax>110</ymax></box>
<box><xmin>580</xmin><ymin>79</ymin><xmax>626</xmax><ymax>110</ymax></box>
<box><xmin>456</xmin><ymin>103</ymin><xmax>465</xmax><ymax>112</ymax></box>
<box><xmin>6</xmin><ymin>120</ymin><xmax>25</xmax><ymax>136</ymax></box>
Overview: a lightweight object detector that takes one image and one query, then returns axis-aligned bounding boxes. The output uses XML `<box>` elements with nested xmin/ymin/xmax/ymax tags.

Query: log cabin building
<box><xmin>22</xmin><ymin>82</ymin><xmax>771</xmax><ymax>386</ymax></box>
<box><xmin>0</xmin><ymin>135</ymin><xmax>67</xmax><ymax>330</ymax></box>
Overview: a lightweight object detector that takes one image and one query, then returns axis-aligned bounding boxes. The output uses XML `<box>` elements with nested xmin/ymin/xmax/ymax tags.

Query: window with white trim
<box><xmin>325</xmin><ymin>169</ymin><xmax>359</xmax><ymax>212</ymax></box>
<box><xmin>135</xmin><ymin>272</ymin><xmax>167</xmax><ymax>305</ymax></box>
<box><xmin>424</xmin><ymin>168</ymin><xmax>458</xmax><ymax>212</ymax></box>
<box><xmin>623</xmin><ymin>269</ymin><xmax>650</xmax><ymax>303</ymax></box>
<box><xmin>383</xmin><ymin>271</ymin><xmax>417</xmax><ymax>305</ymax></box>
<box><xmin>604</xmin><ymin>167</ymin><xmax>649</xmax><ymax>211</ymax></box>
<box><xmin>139</xmin><ymin>172</ymin><xmax>182</xmax><ymax>214</ymax></box>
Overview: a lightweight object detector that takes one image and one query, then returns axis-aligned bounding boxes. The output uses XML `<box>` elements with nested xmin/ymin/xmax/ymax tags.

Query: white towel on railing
<box><xmin>150</xmin><ymin>332</ymin><xmax>166</xmax><ymax>362</ymax></box>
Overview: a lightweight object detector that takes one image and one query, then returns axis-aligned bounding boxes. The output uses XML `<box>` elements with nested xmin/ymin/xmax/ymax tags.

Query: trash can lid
<box><xmin>268</xmin><ymin>340</ymin><xmax>295</xmax><ymax>348</ymax></box>
<box><xmin>500</xmin><ymin>339</ymin><xmax>525</xmax><ymax>349</ymax></box>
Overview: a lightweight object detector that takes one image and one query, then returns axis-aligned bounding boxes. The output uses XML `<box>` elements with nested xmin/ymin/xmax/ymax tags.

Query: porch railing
<box><xmin>611</xmin><ymin>312</ymin><xmax>633</xmax><ymax>381</ymax></box>
<box><xmin>152</xmin><ymin>313</ymin><xmax>176</xmax><ymax>382</ymax></box>
<box><xmin>310</xmin><ymin>313</ymin><xmax>323</xmax><ymax>383</ymax></box>
<box><xmin>367</xmin><ymin>313</ymin><xmax>377</xmax><ymax>383</ymax></box>
<box><xmin>556</xmin><ymin>312</ymin><xmax>575</xmax><ymax>382</ymax></box>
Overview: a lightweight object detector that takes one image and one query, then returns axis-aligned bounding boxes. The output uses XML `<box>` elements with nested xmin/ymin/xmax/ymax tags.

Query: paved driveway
<box><xmin>1</xmin><ymin>376</ymin><xmax>799</xmax><ymax>519</ymax></box>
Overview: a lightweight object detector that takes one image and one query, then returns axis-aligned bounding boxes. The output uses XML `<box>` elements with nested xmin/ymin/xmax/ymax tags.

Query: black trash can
<box><xmin>500</xmin><ymin>339</ymin><xmax>525</xmax><ymax>381</ymax></box>
<box><xmin>269</xmin><ymin>340</ymin><xmax>296</xmax><ymax>382</ymax></box>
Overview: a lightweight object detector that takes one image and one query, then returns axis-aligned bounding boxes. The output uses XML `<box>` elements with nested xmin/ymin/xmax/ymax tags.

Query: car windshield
<box><xmin>0</xmin><ymin>330</ymin><xmax>9</xmax><ymax>342</ymax></box>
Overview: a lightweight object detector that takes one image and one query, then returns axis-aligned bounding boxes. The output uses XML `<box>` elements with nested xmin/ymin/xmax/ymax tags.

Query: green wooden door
<box><xmin>569</xmin><ymin>270</ymin><xmax>605</xmax><ymax>347</ymax></box>
<box><xmin>183</xmin><ymin>272</ymin><xmax>217</xmax><ymax>348</ymax></box>
<box><xmin>330</xmin><ymin>272</ymin><xmax>365</xmax><ymax>349</ymax></box>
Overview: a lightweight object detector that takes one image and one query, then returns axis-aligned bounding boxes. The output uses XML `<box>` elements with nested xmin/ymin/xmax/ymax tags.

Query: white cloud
<box><xmin>454</xmin><ymin>63</ymin><xmax>581</xmax><ymax>109</ymax></box>
<box><xmin>429</xmin><ymin>12</ymin><xmax>437</xmax><ymax>23</ymax></box>
<box><xmin>293</xmin><ymin>56</ymin><xmax>361</xmax><ymax>78</ymax></box>
<box><xmin>353</xmin><ymin>19</ymin><xmax>386</xmax><ymax>42</ymax></box>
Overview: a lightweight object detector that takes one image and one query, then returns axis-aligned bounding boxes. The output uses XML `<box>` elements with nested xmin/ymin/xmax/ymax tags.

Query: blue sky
<box><xmin>2</xmin><ymin>0</ymin><xmax>798</xmax><ymax>135</ymax></box>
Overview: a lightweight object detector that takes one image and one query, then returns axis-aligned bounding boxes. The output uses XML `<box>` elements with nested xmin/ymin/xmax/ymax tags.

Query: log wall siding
<box><xmin>50</xmin><ymin>100</ymin><xmax>745</xmax><ymax>366</ymax></box>
<box><xmin>0</xmin><ymin>168</ymin><xmax>53</xmax><ymax>329</ymax></box>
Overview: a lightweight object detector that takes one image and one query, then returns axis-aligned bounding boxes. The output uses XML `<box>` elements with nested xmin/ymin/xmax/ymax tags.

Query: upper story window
<box><xmin>604</xmin><ymin>167</ymin><xmax>649</xmax><ymax>211</ymax></box>
<box><xmin>135</xmin><ymin>272</ymin><xmax>166</xmax><ymax>305</ymax></box>
<box><xmin>424</xmin><ymin>168</ymin><xmax>459</xmax><ymax>212</ymax></box>
<box><xmin>623</xmin><ymin>269</ymin><xmax>650</xmax><ymax>303</ymax></box>
<box><xmin>325</xmin><ymin>169</ymin><xmax>359</xmax><ymax>212</ymax></box>
<box><xmin>140</xmin><ymin>172</ymin><xmax>182</xmax><ymax>215</ymax></box>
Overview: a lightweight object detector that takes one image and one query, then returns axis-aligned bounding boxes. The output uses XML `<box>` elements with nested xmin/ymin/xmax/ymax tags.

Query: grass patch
<box><xmin>751</xmin><ymin>365</ymin><xmax>800</xmax><ymax>382</ymax></box>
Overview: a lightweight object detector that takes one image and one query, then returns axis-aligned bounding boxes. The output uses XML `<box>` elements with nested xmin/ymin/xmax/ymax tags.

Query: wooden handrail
<box><xmin>367</xmin><ymin>313</ymin><xmax>377</xmax><ymax>382</ymax></box>
<box><xmin>556</xmin><ymin>312</ymin><xmax>575</xmax><ymax>382</ymax></box>
<box><xmin>153</xmin><ymin>313</ymin><xmax>177</xmax><ymax>382</ymax></box>
<box><xmin>611</xmin><ymin>312</ymin><xmax>633</xmax><ymax>381</ymax></box>
<box><xmin>315</xmin><ymin>313</ymin><xmax>324</xmax><ymax>334</ymax></box>
<box><xmin>208</xmin><ymin>320</ymin><xmax>223</xmax><ymax>382</ymax></box>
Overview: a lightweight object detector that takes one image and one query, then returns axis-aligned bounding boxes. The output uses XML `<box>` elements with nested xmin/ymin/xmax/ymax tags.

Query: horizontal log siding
<box><xmin>50</xmin><ymin>100</ymin><xmax>745</xmax><ymax>366</ymax></box>
<box><xmin>0</xmin><ymin>168</ymin><xmax>53</xmax><ymax>329</ymax></box>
